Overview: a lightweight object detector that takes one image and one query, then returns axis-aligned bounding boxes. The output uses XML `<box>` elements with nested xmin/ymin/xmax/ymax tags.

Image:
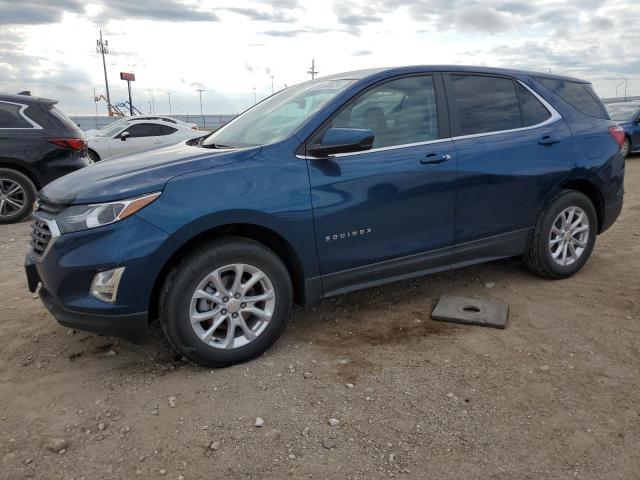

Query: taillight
<box><xmin>191</xmin><ymin>125</ymin><xmax>198</xmax><ymax>130</ymax></box>
<box><xmin>47</xmin><ymin>138</ymin><xmax>87</xmax><ymax>151</ymax></box>
<box><xmin>608</xmin><ymin>126</ymin><xmax>625</xmax><ymax>149</ymax></box>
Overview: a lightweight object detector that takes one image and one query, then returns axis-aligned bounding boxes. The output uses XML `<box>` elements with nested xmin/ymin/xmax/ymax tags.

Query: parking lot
<box><xmin>0</xmin><ymin>156</ymin><xmax>638</xmax><ymax>479</ymax></box>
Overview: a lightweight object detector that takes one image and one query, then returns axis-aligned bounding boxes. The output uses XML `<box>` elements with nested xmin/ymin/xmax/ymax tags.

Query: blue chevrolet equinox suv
<box><xmin>25</xmin><ymin>66</ymin><xmax>625</xmax><ymax>367</ymax></box>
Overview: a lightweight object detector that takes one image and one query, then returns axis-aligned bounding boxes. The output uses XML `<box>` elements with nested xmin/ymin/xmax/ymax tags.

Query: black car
<box><xmin>0</xmin><ymin>93</ymin><xmax>89</xmax><ymax>223</ymax></box>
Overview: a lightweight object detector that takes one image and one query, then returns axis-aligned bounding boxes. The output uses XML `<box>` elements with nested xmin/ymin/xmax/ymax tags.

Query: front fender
<box><xmin>137</xmin><ymin>155</ymin><xmax>319</xmax><ymax>281</ymax></box>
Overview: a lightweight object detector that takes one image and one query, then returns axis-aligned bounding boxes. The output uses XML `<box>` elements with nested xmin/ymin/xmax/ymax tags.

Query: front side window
<box><xmin>121</xmin><ymin>123</ymin><xmax>164</xmax><ymax>138</ymax></box>
<box><xmin>202</xmin><ymin>78</ymin><xmax>356</xmax><ymax>148</ymax></box>
<box><xmin>325</xmin><ymin>75</ymin><xmax>439</xmax><ymax>149</ymax></box>
<box><xmin>0</xmin><ymin>102</ymin><xmax>32</xmax><ymax>128</ymax></box>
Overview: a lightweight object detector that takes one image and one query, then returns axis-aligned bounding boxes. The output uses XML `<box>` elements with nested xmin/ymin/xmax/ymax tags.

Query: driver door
<box><xmin>305</xmin><ymin>74</ymin><xmax>457</xmax><ymax>295</ymax></box>
<box><xmin>109</xmin><ymin>123</ymin><xmax>166</xmax><ymax>158</ymax></box>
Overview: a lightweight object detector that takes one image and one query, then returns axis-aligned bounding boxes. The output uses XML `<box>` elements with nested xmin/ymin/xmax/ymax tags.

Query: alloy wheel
<box><xmin>0</xmin><ymin>178</ymin><xmax>27</xmax><ymax>219</ymax></box>
<box><xmin>549</xmin><ymin>206</ymin><xmax>590</xmax><ymax>267</ymax></box>
<box><xmin>621</xmin><ymin>139</ymin><xmax>630</xmax><ymax>158</ymax></box>
<box><xmin>189</xmin><ymin>264</ymin><xmax>276</xmax><ymax>349</ymax></box>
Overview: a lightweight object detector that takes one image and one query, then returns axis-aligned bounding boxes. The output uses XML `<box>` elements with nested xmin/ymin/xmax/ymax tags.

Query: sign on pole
<box><xmin>120</xmin><ymin>72</ymin><xmax>136</xmax><ymax>115</ymax></box>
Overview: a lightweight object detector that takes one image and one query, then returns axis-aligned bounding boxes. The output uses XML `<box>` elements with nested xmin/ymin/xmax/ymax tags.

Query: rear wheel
<box><xmin>88</xmin><ymin>149</ymin><xmax>101</xmax><ymax>163</ymax></box>
<box><xmin>0</xmin><ymin>169</ymin><xmax>36</xmax><ymax>224</ymax></box>
<box><xmin>159</xmin><ymin>237</ymin><xmax>293</xmax><ymax>367</ymax></box>
<box><xmin>524</xmin><ymin>190</ymin><xmax>597</xmax><ymax>279</ymax></box>
<box><xmin>621</xmin><ymin>137</ymin><xmax>630</xmax><ymax>158</ymax></box>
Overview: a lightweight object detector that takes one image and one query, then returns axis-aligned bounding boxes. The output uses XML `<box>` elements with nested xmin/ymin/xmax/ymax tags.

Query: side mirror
<box><xmin>120</xmin><ymin>131</ymin><xmax>130</xmax><ymax>141</ymax></box>
<box><xmin>307</xmin><ymin>128</ymin><xmax>374</xmax><ymax>157</ymax></box>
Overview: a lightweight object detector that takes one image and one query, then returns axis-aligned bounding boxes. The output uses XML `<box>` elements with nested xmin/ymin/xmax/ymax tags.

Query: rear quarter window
<box><xmin>533</xmin><ymin>77</ymin><xmax>609</xmax><ymax>119</ymax></box>
<box><xmin>0</xmin><ymin>102</ymin><xmax>33</xmax><ymax>128</ymax></box>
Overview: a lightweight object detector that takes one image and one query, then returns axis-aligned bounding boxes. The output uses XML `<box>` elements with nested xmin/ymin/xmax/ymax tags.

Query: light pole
<box><xmin>307</xmin><ymin>59</ymin><xmax>318</xmax><ymax>80</ymax></box>
<box><xmin>271</xmin><ymin>75</ymin><xmax>274</xmax><ymax>94</ymax></box>
<box><xmin>253</xmin><ymin>87</ymin><xmax>257</xmax><ymax>104</ymax></box>
<box><xmin>196</xmin><ymin>88</ymin><xmax>205</xmax><ymax>127</ymax></box>
<box><xmin>167</xmin><ymin>92</ymin><xmax>172</xmax><ymax>115</ymax></box>
<box><xmin>616</xmin><ymin>74</ymin><xmax>629</xmax><ymax>101</ymax></box>
<box><xmin>96</xmin><ymin>30</ymin><xmax>112</xmax><ymax>116</ymax></box>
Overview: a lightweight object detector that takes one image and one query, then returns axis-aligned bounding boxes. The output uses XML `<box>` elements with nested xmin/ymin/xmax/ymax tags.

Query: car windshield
<box><xmin>607</xmin><ymin>104</ymin><xmax>639</xmax><ymax>122</ymax></box>
<box><xmin>202</xmin><ymin>79</ymin><xmax>356</xmax><ymax>148</ymax></box>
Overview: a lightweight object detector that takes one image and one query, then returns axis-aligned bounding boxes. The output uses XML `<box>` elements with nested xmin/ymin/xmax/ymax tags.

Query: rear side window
<box><xmin>0</xmin><ymin>102</ymin><xmax>32</xmax><ymax>128</ymax></box>
<box><xmin>533</xmin><ymin>77</ymin><xmax>609</xmax><ymax>119</ymax></box>
<box><xmin>450</xmin><ymin>75</ymin><xmax>521</xmax><ymax>135</ymax></box>
<box><xmin>161</xmin><ymin>125</ymin><xmax>177</xmax><ymax>135</ymax></box>
<box><xmin>515</xmin><ymin>83</ymin><xmax>552</xmax><ymax>126</ymax></box>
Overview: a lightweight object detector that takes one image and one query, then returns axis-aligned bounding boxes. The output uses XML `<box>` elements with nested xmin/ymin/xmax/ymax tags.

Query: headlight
<box><xmin>57</xmin><ymin>192</ymin><xmax>161</xmax><ymax>234</ymax></box>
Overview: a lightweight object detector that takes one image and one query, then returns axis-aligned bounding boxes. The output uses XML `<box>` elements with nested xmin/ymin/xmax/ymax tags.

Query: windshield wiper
<box><xmin>200</xmin><ymin>142</ymin><xmax>232</xmax><ymax>149</ymax></box>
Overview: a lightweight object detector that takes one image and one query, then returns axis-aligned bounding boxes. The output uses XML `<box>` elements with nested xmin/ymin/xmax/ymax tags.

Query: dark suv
<box><xmin>0</xmin><ymin>93</ymin><xmax>88</xmax><ymax>223</ymax></box>
<box><xmin>25</xmin><ymin>66</ymin><xmax>625</xmax><ymax>367</ymax></box>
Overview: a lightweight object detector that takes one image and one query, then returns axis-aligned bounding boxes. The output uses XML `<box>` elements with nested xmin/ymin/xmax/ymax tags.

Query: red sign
<box><xmin>120</xmin><ymin>72</ymin><xmax>135</xmax><ymax>81</ymax></box>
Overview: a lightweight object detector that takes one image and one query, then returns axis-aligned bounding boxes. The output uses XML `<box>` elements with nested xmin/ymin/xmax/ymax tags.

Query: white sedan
<box><xmin>84</xmin><ymin>115</ymin><xmax>198</xmax><ymax>137</ymax></box>
<box><xmin>87</xmin><ymin>119</ymin><xmax>206</xmax><ymax>162</ymax></box>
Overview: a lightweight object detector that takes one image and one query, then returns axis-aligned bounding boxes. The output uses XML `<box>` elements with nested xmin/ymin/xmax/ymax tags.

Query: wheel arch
<box><xmin>148</xmin><ymin>222</ymin><xmax>309</xmax><ymax>323</ymax></box>
<box><xmin>0</xmin><ymin>161</ymin><xmax>41</xmax><ymax>189</ymax></box>
<box><xmin>87</xmin><ymin>148</ymin><xmax>101</xmax><ymax>161</ymax></box>
<box><xmin>556</xmin><ymin>178</ymin><xmax>605</xmax><ymax>233</ymax></box>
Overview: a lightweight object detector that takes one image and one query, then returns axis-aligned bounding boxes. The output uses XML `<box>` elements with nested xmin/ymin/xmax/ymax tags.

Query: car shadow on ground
<box><xmin>55</xmin><ymin>256</ymin><xmax>527</xmax><ymax>373</ymax></box>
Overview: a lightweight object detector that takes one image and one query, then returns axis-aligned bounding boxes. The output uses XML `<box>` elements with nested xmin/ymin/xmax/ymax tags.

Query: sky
<box><xmin>0</xmin><ymin>0</ymin><xmax>638</xmax><ymax>116</ymax></box>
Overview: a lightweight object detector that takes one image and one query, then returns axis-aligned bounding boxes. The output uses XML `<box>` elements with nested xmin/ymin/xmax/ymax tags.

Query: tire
<box><xmin>621</xmin><ymin>138</ymin><xmax>630</xmax><ymax>159</ymax></box>
<box><xmin>159</xmin><ymin>237</ymin><xmax>293</xmax><ymax>367</ymax></box>
<box><xmin>524</xmin><ymin>189</ymin><xmax>597</xmax><ymax>279</ymax></box>
<box><xmin>87</xmin><ymin>149</ymin><xmax>101</xmax><ymax>163</ymax></box>
<box><xmin>0</xmin><ymin>168</ymin><xmax>37</xmax><ymax>224</ymax></box>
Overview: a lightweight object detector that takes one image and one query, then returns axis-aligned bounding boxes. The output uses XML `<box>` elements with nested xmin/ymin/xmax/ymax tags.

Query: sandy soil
<box><xmin>1</xmin><ymin>157</ymin><xmax>639</xmax><ymax>480</ymax></box>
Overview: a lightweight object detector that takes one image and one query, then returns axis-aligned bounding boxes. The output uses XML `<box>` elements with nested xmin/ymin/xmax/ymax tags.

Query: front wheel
<box><xmin>159</xmin><ymin>237</ymin><xmax>293</xmax><ymax>367</ymax></box>
<box><xmin>524</xmin><ymin>190</ymin><xmax>597</xmax><ymax>279</ymax></box>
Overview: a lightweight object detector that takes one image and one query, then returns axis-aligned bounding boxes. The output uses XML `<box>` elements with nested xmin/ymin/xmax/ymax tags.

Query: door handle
<box><xmin>539</xmin><ymin>136</ymin><xmax>561</xmax><ymax>146</ymax></box>
<box><xmin>421</xmin><ymin>153</ymin><xmax>452</xmax><ymax>165</ymax></box>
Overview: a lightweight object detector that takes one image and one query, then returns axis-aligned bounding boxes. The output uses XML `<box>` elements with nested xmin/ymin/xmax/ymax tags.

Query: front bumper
<box><xmin>39</xmin><ymin>286</ymin><xmax>149</xmax><ymax>343</ymax></box>
<box><xmin>25</xmin><ymin>214</ymin><xmax>170</xmax><ymax>343</ymax></box>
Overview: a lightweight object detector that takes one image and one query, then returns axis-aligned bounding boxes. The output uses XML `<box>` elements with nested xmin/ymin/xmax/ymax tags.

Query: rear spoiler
<box><xmin>13</xmin><ymin>91</ymin><xmax>58</xmax><ymax>108</ymax></box>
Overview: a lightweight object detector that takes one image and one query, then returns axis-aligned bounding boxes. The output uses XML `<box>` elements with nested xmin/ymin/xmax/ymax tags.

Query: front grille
<box><xmin>30</xmin><ymin>219</ymin><xmax>52</xmax><ymax>257</ymax></box>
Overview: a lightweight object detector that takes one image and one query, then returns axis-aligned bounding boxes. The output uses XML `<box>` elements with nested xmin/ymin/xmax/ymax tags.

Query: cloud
<box><xmin>454</xmin><ymin>4</ymin><xmax>511</xmax><ymax>33</ymax></box>
<box><xmin>0</xmin><ymin>0</ymin><xmax>84</xmax><ymax>25</ymax></box>
<box><xmin>223</xmin><ymin>7</ymin><xmax>295</xmax><ymax>22</ymax></box>
<box><xmin>333</xmin><ymin>2</ymin><xmax>382</xmax><ymax>35</ymax></box>
<box><xmin>260</xmin><ymin>27</ymin><xmax>331</xmax><ymax>37</ymax></box>
<box><xmin>96</xmin><ymin>0</ymin><xmax>219</xmax><ymax>23</ymax></box>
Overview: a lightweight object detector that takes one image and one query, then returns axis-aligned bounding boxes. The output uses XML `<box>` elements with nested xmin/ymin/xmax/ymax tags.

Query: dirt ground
<box><xmin>1</xmin><ymin>157</ymin><xmax>639</xmax><ymax>480</ymax></box>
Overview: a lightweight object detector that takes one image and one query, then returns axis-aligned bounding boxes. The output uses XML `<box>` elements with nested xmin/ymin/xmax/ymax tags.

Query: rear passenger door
<box><xmin>444</xmin><ymin>73</ymin><xmax>574</xmax><ymax>263</ymax></box>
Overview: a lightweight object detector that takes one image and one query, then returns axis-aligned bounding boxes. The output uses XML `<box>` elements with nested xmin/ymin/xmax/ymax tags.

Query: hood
<box><xmin>40</xmin><ymin>143</ymin><xmax>261</xmax><ymax>205</ymax></box>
